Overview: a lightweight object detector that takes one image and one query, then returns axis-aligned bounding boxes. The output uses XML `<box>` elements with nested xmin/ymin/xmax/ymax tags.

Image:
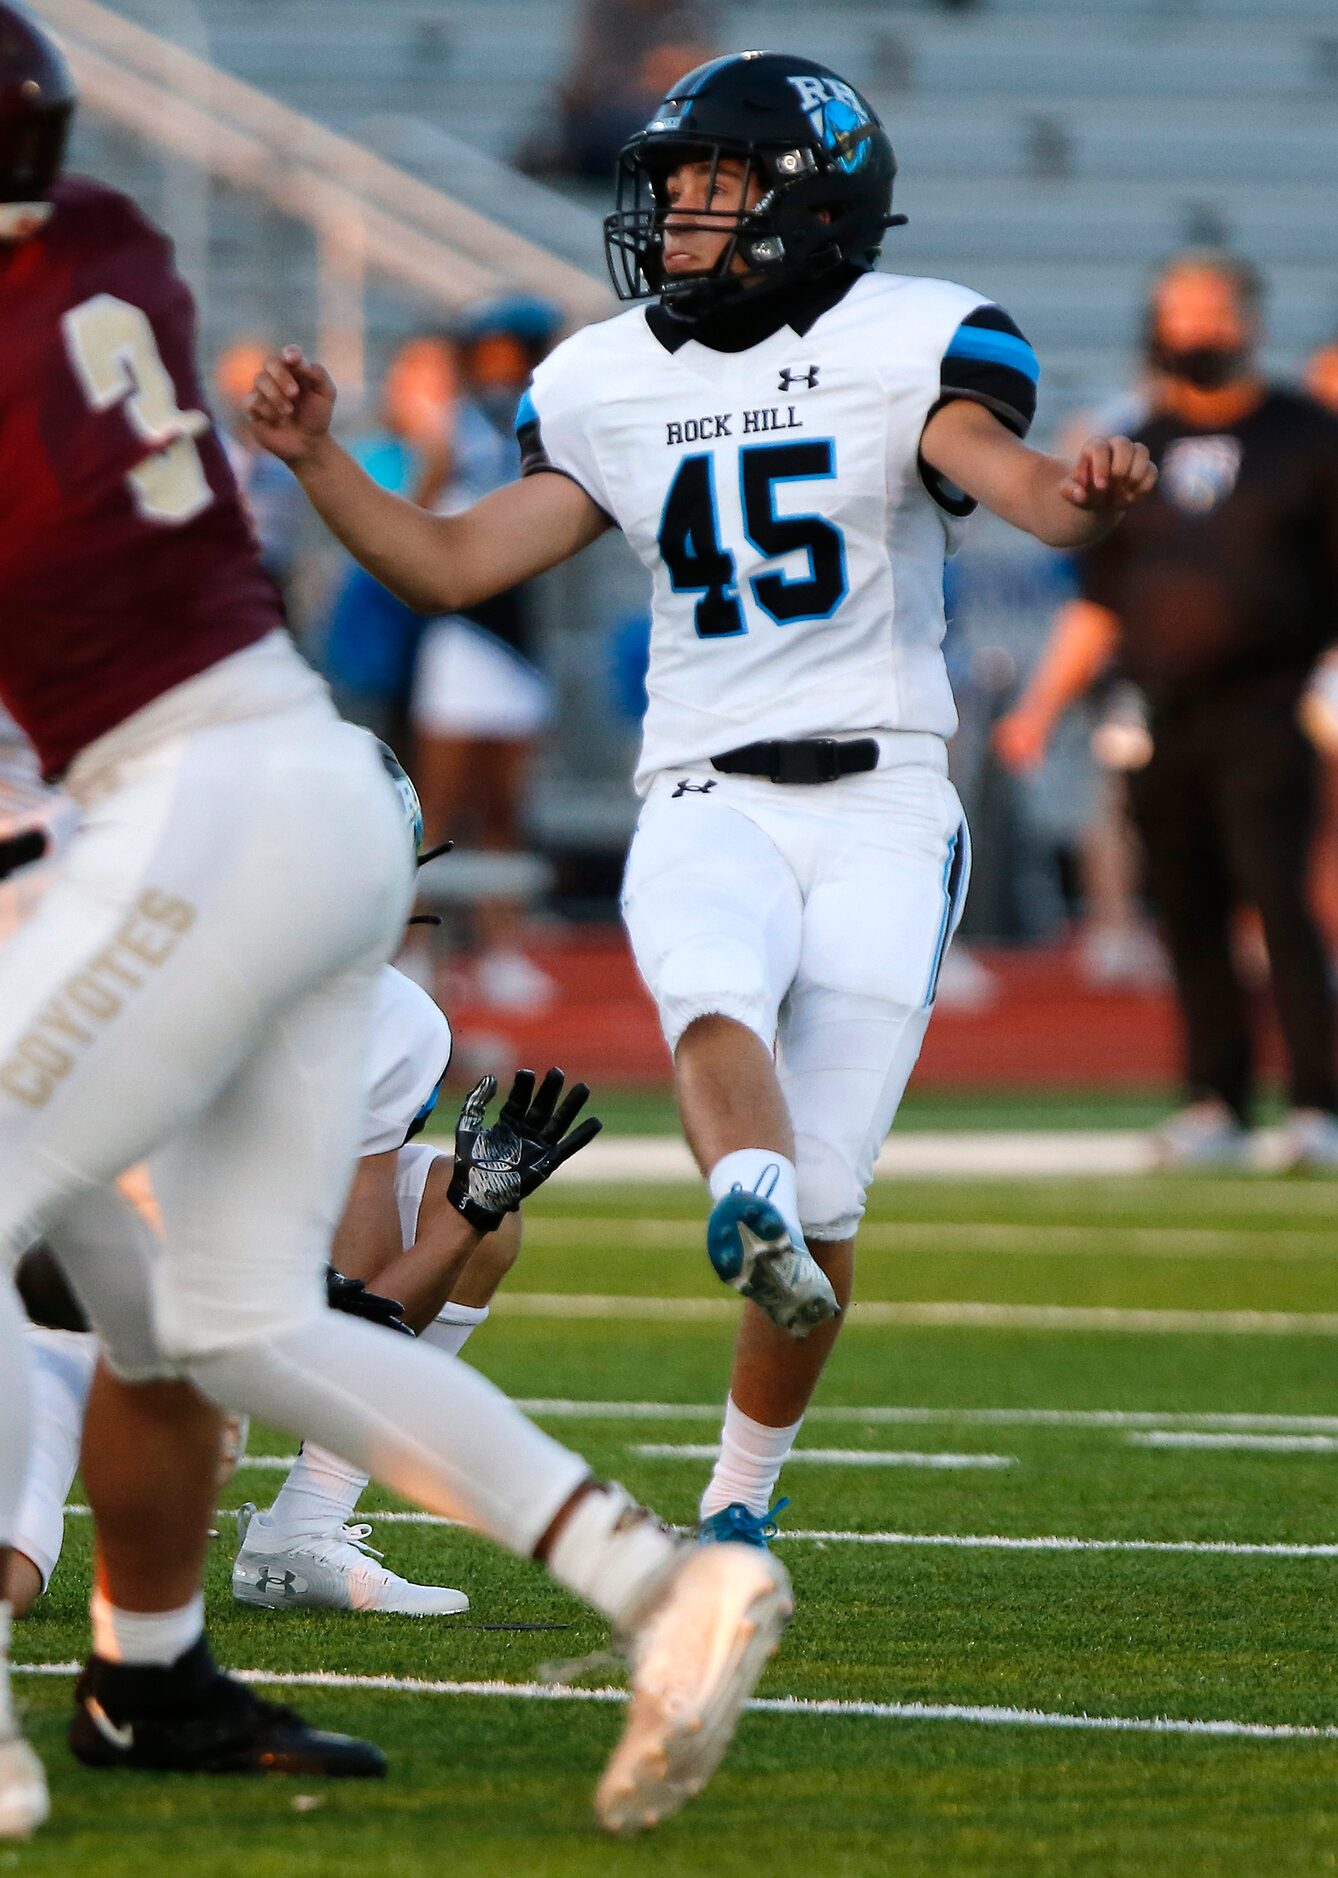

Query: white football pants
<box><xmin>623</xmin><ymin>754</ymin><xmax>969</xmax><ymax>1241</ymax></box>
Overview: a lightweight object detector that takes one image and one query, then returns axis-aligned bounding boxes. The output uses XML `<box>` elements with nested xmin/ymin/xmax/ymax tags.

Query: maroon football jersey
<box><xmin>0</xmin><ymin>177</ymin><xmax>285</xmax><ymax>777</ymax></box>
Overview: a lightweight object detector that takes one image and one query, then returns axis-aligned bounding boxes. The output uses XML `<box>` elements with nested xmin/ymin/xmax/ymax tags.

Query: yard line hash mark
<box><xmin>13</xmin><ymin>1663</ymin><xmax>1338</xmax><ymax>1742</ymax></box>
<box><xmin>1129</xmin><ymin>1432</ymin><xmax>1338</xmax><ymax>1454</ymax></box>
<box><xmin>631</xmin><ymin>1444</ymin><xmax>1016</xmax><ymax>1469</ymax></box>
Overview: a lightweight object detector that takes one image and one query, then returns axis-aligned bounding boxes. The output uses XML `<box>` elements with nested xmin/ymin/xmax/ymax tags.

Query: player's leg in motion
<box><xmin>625</xmin><ymin>766</ymin><xmax>967</xmax><ymax>1539</ymax></box>
<box><xmin>625</xmin><ymin>784</ymin><xmax>840</xmax><ymax>1338</ymax></box>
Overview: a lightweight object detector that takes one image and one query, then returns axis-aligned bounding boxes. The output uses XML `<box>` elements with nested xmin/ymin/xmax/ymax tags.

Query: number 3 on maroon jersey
<box><xmin>61</xmin><ymin>292</ymin><xmax>213</xmax><ymax>527</ymax></box>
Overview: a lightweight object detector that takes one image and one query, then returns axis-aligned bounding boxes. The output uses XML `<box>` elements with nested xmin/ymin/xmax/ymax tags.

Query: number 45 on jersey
<box><xmin>658</xmin><ymin>440</ymin><xmax>848</xmax><ymax>638</ymax></box>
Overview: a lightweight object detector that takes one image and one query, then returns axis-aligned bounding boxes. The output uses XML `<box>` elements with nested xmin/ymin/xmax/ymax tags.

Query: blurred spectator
<box><xmin>1306</xmin><ymin>339</ymin><xmax>1338</xmax><ymax>411</ymax></box>
<box><xmin>409</xmin><ymin>296</ymin><xmax>564</xmax><ymax>1013</ymax></box>
<box><xmin>996</xmin><ymin>253</ymin><xmax>1338</xmax><ymax>1168</ymax></box>
<box><xmin>1304</xmin><ymin>338</ymin><xmax>1338</xmax><ymax>960</ymax></box>
<box><xmin>519</xmin><ymin>0</ymin><xmax>714</xmax><ymax>181</ymax></box>
<box><xmin>318</xmin><ymin>334</ymin><xmax>457</xmax><ymax>743</ymax></box>
<box><xmin>214</xmin><ymin>338</ymin><xmax>305</xmax><ymax>597</ymax></box>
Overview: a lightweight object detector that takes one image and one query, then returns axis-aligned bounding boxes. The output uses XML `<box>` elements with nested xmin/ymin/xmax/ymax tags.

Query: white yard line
<box><xmin>631</xmin><ymin>1443</ymin><xmax>1015</xmax><ymax>1469</ymax></box>
<box><xmin>526</xmin><ymin>1216</ymin><xmax>1338</xmax><ymax>1262</ymax></box>
<box><xmin>12</xmin><ymin>1661</ymin><xmax>1338</xmax><ymax>1742</ymax></box>
<box><xmin>60</xmin><ymin>1505</ymin><xmax>1331</xmax><ymax>1556</ymax></box>
<box><xmin>772</xmin><ymin>1531</ymin><xmax>1338</xmax><ymax>1558</ymax></box>
<box><xmin>513</xmin><ymin>1401</ymin><xmax>1338</xmax><ymax>1432</ymax></box>
<box><xmin>576</xmin><ymin>1133</ymin><xmax>1159</xmax><ymax>1181</ymax></box>
<box><xmin>568</xmin><ymin>1128</ymin><xmax>1316</xmax><ymax>1183</ymax></box>
<box><xmin>495</xmin><ymin>1294</ymin><xmax>1338</xmax><ymax>1335</ymax></box>
<box><xmin>1129</xmin><ymin>1431</ymin><xmax>1338</xmax><ymax>1454</ymax></box>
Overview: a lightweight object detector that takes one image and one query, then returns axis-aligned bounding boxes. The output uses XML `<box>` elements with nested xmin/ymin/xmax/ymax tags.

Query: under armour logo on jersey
<box><xmin>672</xmin><ymin>779</ymin><xmax>717</xmax><ymax>798</ymax></box>
<box><xmin>779</xmin><ymin>365</ymin><xmax>819</xmax><ymax>391</ymax></box>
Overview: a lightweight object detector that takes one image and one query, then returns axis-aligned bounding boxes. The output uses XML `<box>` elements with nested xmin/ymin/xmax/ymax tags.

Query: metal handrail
<box><xmin>34</xmin><ymin>0</ymin><xmax>611</xmax><ymax>389</ymax></box>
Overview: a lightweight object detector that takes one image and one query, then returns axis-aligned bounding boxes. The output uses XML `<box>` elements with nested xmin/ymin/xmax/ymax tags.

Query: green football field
<box><xmin>13</xmin><ymin>1161</ymin><xmax>1338</xmax><ymax>1876</ymax></box>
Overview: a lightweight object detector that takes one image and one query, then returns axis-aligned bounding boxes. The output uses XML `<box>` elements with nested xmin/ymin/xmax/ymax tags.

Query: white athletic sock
<box><xmin>709</xmin><ymin>1149</ymin><xmax>807</xmax><ymax>1250</ymax></box>
<box><xmin>259</xmin><ymin>1442</ymin><xmax>369</xmax><ymax>1547</ymax></box>
<box><xmin>89</xmin><ymin>1591</ymin><xmax>204</xmax><ymax>1667</ymax></box>
<box><xmin>189</xmin><ymin>1311</ymin><xmax>590</xmax><ymax>1559</ymax></box>
<box><xmin>421</xmin><ymin>1303</ymin><xmax>489</xmax><ymax>1360</ymax></box>
<box><xmin>0</xmin><ymin>1605</ymin><xmax>14</xmax><ymax>1737</ymax></box>
<box><xmin>546</xmin><ymin>1484</ymin><xmax>680</xmax><ymax>1631</ymax></box>
<box><xmin>0</xmin><ymin>1281</ymin><xmax>34</xmax><ymax>1558</ymax></box>
<box><xmin>700</xmin><ymin>1397</ymin><xmax>802</xmax><ymax>1520</ymax></box>
<box><xmin>14</xmin><ymin>1327</ymin><xmax>98</xmax><ymax>1591</ymax></box>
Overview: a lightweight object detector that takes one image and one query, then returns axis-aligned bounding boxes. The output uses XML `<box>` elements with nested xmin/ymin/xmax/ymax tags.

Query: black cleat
<box><xmin>69</xmin><ymin>1640</ymin><xmax>386</xmax><ymax>1779</ymax></box>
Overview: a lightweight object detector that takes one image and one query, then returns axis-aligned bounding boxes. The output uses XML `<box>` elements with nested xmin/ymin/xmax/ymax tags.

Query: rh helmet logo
<box><xmin>786</xmin><ymin>74</ymin><xmax>872</xmax><ymax>174</ymax></box>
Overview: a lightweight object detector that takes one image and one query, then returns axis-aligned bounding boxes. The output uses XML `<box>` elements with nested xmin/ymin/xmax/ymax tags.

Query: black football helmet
<box><xmin>0</xmin><ymin>3</ymin><xmax>74</xmax><ymax>205</ymax></box>
<box><xmin>604</xmin><ymin>50</ymin><xmax>904</xmax><ymax>318</ymax></box>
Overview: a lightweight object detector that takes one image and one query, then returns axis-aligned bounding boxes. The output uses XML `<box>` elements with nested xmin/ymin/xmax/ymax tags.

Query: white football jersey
<box><xmin>392</xmin><ymin>1140</ymin><xmax>445</xmax><ymax>1249</ymax></box>
<box><xmin>359</xmin><ymin>965</ymin><xmax>452</xmax><ymax>1157</ymax></box>
<box><xmin>519</xmin><ymin>270</ymin><xmax>1038</xmax><ymax>792</ymax></box>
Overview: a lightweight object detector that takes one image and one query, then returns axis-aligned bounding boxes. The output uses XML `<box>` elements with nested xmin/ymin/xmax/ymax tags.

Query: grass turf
<box><xmin>12</xmin><ymin>1167</ymin><xmax>1338</xmax><ymax>1874</ymax></box>
<box><xmin>444</xmin><ymin>1085</ymin><xmax>1293</xmax><ymax>1139</ymax></box>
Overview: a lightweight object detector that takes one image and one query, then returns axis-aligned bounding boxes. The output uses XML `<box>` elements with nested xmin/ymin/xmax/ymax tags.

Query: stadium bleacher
<box><xmin>62</xmin><ymin>0</ymin><xmax>1338</xmax><ymax>413</ymax></box>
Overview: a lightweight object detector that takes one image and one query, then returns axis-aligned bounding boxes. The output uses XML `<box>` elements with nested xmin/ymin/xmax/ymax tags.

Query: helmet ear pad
<box><xmin>739</xmin><ymin>166</ymin><xmax>871</xmax><ymax>277</ymax></box>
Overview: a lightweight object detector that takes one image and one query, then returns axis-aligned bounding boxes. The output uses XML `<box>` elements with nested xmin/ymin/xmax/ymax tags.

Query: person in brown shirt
<box><xmin>997</xmin><ymin>253</ymin><xmax>1338</xmax><ymax>1168</ymax></box>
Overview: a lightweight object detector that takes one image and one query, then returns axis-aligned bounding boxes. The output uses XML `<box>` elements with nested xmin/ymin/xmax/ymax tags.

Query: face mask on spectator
<box><xmin>1150</xmin><ymin>341</ymin><xmax>1247</xmax><ymax>391</ymax></box>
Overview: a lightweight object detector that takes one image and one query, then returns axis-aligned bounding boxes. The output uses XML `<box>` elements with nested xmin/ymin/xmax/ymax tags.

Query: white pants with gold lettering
<box><xmin>622</xmin><ymin>750</ymin><xmax>969</xmax><ymax>1242</ymax></box>
<box><xmin>0</xmin><ymin>651</ymin><xmax>413</xmax><ymax>1360</ymax></box>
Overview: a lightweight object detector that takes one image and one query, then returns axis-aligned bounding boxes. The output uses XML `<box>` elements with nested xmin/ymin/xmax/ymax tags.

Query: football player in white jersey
<box><xmin>248</xmin><ymin>51</ymin><xmax>1154</xmax><ymax>1547</ymax></box>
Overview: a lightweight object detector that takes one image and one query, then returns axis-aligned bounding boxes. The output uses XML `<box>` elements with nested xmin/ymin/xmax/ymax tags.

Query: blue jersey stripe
<box><xmin>515</xmin><ymin>387</ymin><xmax>538</xmax><ymax>432</ymax></box>
<box><xmin>946</xmin><ymin>326</ymin><xmax>1040</xmax><ymax>383</ymax></box>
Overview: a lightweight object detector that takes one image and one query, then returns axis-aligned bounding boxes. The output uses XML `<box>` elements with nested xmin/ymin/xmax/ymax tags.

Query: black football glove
<box><xmin>325</xmin><ymin>1265</ymin><xmax>414</xmax><ymax>1335</ymax></box>
<box><xmin>448</xmin><ymin>1067</ymin><xmax>602</xmax><ymax>1232</ymax></box>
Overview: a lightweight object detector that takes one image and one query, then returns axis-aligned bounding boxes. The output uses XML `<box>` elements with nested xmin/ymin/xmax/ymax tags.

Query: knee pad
<box><xmin>795</xmin><ymin>1133</ymin><xmax>865</xmax><ymax>1243</ymax></box>
<box><xmin>654</xmin><ymin>940</ymin><xmax>776</xmax><ymax>1052</ymax></box>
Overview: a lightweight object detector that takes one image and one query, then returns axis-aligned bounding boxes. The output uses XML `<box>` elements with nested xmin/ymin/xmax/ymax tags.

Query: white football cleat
<box><xmin>1152</xmin><ymin>1100</ymin><xmax>1250</xmax><ymax>1169</ymax></box>
<box><xmin>0</xmin><ymin>1613</ymin><xmax>46</xmax><ymax>1838</ymax></box>
<box><xmin>232</xmin><ymin>1505</ymin><xmax>469</xmax><ymax>1616</ymax></box>
<box><xmin>0</xmin><ymin>1737</ymin><xmax>48</xmax><ymax>1840</ymax></box>
<box><xmin>594</xmin><ymin>1541</ymin><xmax>792</xmax><ymax>1837</ymax></box>
<box><xmin>706</xmin><ymin>1192</ymin><xmax>839</xmax><ymax>1338</ymax></box>
<box><xmin>1279</xmin><ymin>1108</ymin><xmax>1338</xmax><ymax>1172</ymax></box>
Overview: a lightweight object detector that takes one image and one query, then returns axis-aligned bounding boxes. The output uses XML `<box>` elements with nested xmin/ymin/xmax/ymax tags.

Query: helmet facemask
<box><xmin>608</xmin><ymin>139</ymin><xmax>834</xmax><ymax>315</ymax></box>
<box><xmin>605</xmin><ymin>123</ymin><xmax>900</xmax><ymax>317</ymax></box>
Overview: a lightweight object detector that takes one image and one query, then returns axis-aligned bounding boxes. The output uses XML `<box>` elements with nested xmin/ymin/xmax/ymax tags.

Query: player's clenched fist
<box><xmin>1060</xmin><ymin>436</ymin><xmax>1157</xmax><ymax>513</ymax></box>
<box><xmin>245</xmin><ymin>345</ymin><xmax>337</xmax><ymax>465</ymax></box>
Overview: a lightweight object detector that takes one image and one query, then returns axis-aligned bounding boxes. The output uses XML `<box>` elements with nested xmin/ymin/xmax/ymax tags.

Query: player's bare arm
<box><xmin>246</xmin><ymin>347</ymin><xmax>607</xmax><ymax>613</ymax></box>
<box><xmin>993</xmin><ymin>598</ymin><xmax>1123</xmax><ymax>770</ymax></box>
<box><xmin>920</xmin><ymin>397</ymin><xmax>1157</xmax><ymax>548</ymax></box>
